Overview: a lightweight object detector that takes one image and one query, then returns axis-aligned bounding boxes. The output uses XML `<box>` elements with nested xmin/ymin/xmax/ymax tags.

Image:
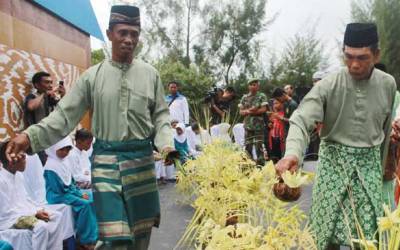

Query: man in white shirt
<box><xmin>165</xmin><ymin>81</ymin><xmax>190</xmax><ymax>126</ymax></box>
<box><xmin>0</xmin><ymin>143</ymin><xmax>65</xmax><ymax>250</ymax></box>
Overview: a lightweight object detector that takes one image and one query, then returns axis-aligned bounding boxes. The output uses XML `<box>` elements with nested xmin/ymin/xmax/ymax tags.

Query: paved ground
<box><xmin>149</xmin><ymin>161</ymin><xmax>349</xmax><ymax>250</ymax></box>
<box><xmin>149</xmin><ymin>181</ymin><xmax>194</xmax><ymax>250</ymax></box>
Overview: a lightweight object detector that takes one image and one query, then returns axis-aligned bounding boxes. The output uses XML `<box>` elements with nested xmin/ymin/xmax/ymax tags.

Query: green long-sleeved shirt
<box><xmin>285</xmin><ymin>68</ymin><xmax>397</xmax><ymax>163</ymax></box>
<box><xmin>25</xmin><ymin>60</ymin><xmax>173</xmax><ymax>153</ymax></box>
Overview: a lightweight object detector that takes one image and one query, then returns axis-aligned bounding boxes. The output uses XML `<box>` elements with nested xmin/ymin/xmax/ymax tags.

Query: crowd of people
<box><xmin>163</xmin><ymin>77</ymin><xmax>308</xmax><ymax>169</ymax></box>
<box><xmin>1</xmin><ymin>3</ymin><xmax>400</xmax><ymax>250</ymax></box>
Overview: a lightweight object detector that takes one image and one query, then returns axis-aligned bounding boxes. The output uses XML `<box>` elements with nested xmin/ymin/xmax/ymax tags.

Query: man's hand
<box><xmin>263</xmin><ymin>150</ymin><xmax>269</xmax><ymax>161</ymax></box>
<box><xmin>6</xmin><ymin>133</ymin><xmax>30</xmax><ymax>163</ymax></box>
<box><xmin>46</xmin><ymin>88</ymin><xmax>58</xmax><ymax>99</ymax></box>
<box><xmin>275</xmin><ymin>155</ymin><xmax>299</xmax><ymax>176</ymax></box>
<box><xmin>240</xmin><ymin>109</ymin><xmax>249</xmax><ymax>116</ymax></box>
<box><xmin>161</xmin><ymin>146</ymin><xmax>175</xmax><ymax>165</ymax></box>
<box><xmin>58</xmin><ymin>85</ymin><xmax>66</xmax><ymax>97</ymax></box>
<box><xmin>391</xmin><ymin>120</ymin><xmax>400</xmax><ymax>143</ymax></box>
<box><xmin>36</xmin><ymin>210</ymin><xmax>50</xmax><ymax>222</ymax></box>
<box><xmin>82</xmin><ymin>193</ymin><xmax>90</xmax><ymax>200</ymax></box>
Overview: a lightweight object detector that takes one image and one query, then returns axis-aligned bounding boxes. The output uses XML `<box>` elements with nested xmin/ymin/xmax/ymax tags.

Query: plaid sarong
<box><xmin>310</xmin><ymin>141</ymin><xmax>382</xmax><ymax>249</ymax></box>
<box><xmin>92</xmin><ymin>139</ymin><xmax>160</xmax><ymax>243</ymax></box>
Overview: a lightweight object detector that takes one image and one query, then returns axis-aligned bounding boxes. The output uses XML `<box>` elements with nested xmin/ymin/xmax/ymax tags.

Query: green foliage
<box><xmin>350</xmin><ymin>0</ymin><xmax>374</xmax><ymax>22</ymax></box>
<box><xmin>137</xmin><ymin>0</ymin><xmax>200</xmax><ymax>67</ymax></box>
<box><xmin>199</xmin><ymin>0</ymin><xmax>270</xmax><ymax>84</ymax></box>
<box><xmin>374</xmin><ymin>0</ymin><xmax>400</xmax><ymax>85</ymax></box>
<box><xmin>155</xmin><ymin>58</ymin><xmax>214</xmax><ymax>104</ymax></box>
<box><xmin>91</xmin><ymin>49</ymin><xmax>105</xmax><ymax>65</ymax></box>
<box><xmin>351</xmin><ymin>0</ymin><xmax>400</xmax><ymax>85</ymax></box>
<box><xmin>268</xmin><ymin>31</ymin><xmax>327</xmax><ymax>87</ymax></box>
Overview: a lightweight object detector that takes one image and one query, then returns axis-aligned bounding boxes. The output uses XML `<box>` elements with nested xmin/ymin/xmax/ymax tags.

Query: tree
<box><xmin>350</xmin><ymin>0</ymin><xmax>374</xmax><ymax>22</ymax></box>
<box><xmin>138</xmin><ymin>0</ymin><xmax>200</xmax><ymax>67</ymax></box>
<box><xmin>351</xmin><ymin>0</ymin><xmax>400</xmax><ymax>85</ymax></box>
<box><xmin>155</xmin><ymin>58</ymin><xmax>214</xmax><ymax>104</ymax></box>
<box><xmin>91</xmin><ymin>49</ymin><xmax>105</xmax><ymax>65</ymax></box>
<box><xmin>270</xmin><ymin>31</ymin><xmax>327</xmax><ymax>87</ymax></box>
<box><xmin>198</xmin><ymin>0</ymin><xmax>271</xmax><ymax>84</ymax></box>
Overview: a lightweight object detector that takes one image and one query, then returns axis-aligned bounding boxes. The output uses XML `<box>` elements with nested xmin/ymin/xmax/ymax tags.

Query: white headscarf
<box><xmin>218</xmin><ymin>123</ymin><xmax>232</xmax><ymax>142</ymax></box>
<box><xmin>44</xmin><ymin>136</ymin><xmax>73</xmax><ymax>185</ymax></box>
<box><xmin>232</xmin><ymin>123</ymin><xmax>245</xmax><ymax>147</ymax></box>
<box><xmin>22</xmin><ymin>154</ymin><xmax>47</xmax><ymax>205</ymax></box>
<box><xmin>174</xmin><ymin>123</ymin><xmax>187</xmax><ymax>143</ymax></box>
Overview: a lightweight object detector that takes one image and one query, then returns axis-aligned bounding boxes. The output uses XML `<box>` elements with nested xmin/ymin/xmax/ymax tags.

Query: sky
<box><xmin>90</xmin><ymin>0</ymin><xmax>352</xmax><ymax>71</ymax></box>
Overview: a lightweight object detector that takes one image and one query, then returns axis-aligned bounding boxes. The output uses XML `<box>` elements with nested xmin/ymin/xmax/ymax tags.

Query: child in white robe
<box><xmin>0</xmin><ymin>143</ymin><xmax>65</xmax><ymax>250</ymax></box>
<box><xmin>44</xmin><ymin>137</ymin><xmax>98</xmax><ymax>248</ymax></box>
<box><xmin>22</xmin><ymin>154</ymin><xmax>75</xmax><ymax>245</ymax></box>
<box><xmin>68</xmin><ymin>129</ymin><xmax>94</xmax><ymax>189</ymax></box>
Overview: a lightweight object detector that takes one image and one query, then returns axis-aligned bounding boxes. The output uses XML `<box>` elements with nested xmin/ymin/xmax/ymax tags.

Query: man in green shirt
<box><xmin>239</xmin><ymin>79</ymin><xmax>268</xmax><ymax>165</ymax></box>
<box><xmin>276</xmin><ymin>23</ymin><xmax>397</xmax><ymax>249</ymax></box>
<box><xmin>6</xmin><ymin>5</ymin><xmax>173</xmax><ymax>250</ymax></box>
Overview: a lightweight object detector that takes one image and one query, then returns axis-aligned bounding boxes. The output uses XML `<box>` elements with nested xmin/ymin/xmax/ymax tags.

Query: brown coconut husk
<box><xmin>273</xmin><ymin>178</ymin><xmax>301</xmax><ymax>202</ymax></box>
<box><xmin>225</xmin><ymin>212</ymin><xmax>239</xmax><ymax>226</ymax></box>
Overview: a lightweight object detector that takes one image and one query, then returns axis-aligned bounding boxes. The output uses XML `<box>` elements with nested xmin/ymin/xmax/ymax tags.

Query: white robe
<box><xmin>210</xmin><ymin>124</ymin><xmax>220</xmax><ymax>138</ymax></box>
<box><xmin>186</xmin><ymin>127</ymin><xmax>201</xmax><ymax>157</ymax></box>
<box><xmin>22</xmin><ymin>154</ymin><xmax>75</xmax><ymax>240</ymax></box>
<box><xmin>0</xmin><ymin>169</ymin><xmax>64</xmax><ymax>250</ymax></box>
<box><xmin>67</xmin><ymin>146</ymin><xmax>91</xmax><ymax>183</ymax></box>
<box><xmin>155</xmin><ymin>160</ymin><xmax>166</xmax><ymax>179</ymax></box>
<box><xmin>232</xmin><ymin>123</ymin><xmax>245</xmax><ymax>148</ymax></box>
<box><xmin>211</xmin><ymin>123</ymin><xmax>232</xmax><ymax>143</ymax></box>
<box><xmin>186</xmin><ymin>127</ymin><xmax>212</xmax><ymax>157</ymax></box>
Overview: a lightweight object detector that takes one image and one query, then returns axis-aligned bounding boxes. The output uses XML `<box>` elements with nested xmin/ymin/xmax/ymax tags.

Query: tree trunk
<box><xmin>184</xmin><ymin>0</ymin><xmax>191</xmax><ymax>68</ymax></box>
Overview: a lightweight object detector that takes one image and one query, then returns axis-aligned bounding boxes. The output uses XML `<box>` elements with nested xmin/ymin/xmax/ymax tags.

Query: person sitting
<box><xmin>22</xmin><ymin>154</ymin><xmax>75</xmax><ymax>249</ymax></box>
<box><xmin>44</xmin><ymin>137</ymin><xmax>98</xmax><ymax>249</ymax></box>
<box><xmin>186</xmin><ymin>123</ymin><xmax>211</xmax><ymax>157</ymax></box>
<box><xmin>68</xmin><ymin>129</ymin><xmax>94</xmax><ymax>189</ymax></box>
<box><xmin>232</xmin><ymin>123</ymin><xmax>245</xmax><ymax>148</ymax></box>
<box><xmin>0</xmin><ymin>240</ymin><xmax>12</xmax><ymax>250</ymax></box>
<box><xmin>174</xmin><ymin>123</ymin><xmax>191</xmax><ymax>164</ymax></box>
<box><xmin>154</xmin><ymin>150</ymin><xmax>167</xmax><ymax>185</ymax></box>
<box><xmin>0</xmin><ymin>142</ymin><xmax>65</xmax><ymax>250</ymax></box>
<box><xmin>170</xmin><ymin>119</ymin><xmax>179</xmax><ymax>130</ymax></box>
<box><xmin>211</xmin><ymin>123</ymin><xmax>232</xmax><ymax>143</ymax></box>
<box><xmin>218</xmin><ymin>123</ymin><xmax>232</xmax><ymax>143</ymax></box>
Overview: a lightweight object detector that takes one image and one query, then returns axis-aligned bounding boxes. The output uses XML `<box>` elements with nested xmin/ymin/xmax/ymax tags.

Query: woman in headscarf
<box><xmin>174</xmin><ymin>123</ymin><xmax>191</xmax><ymax>163</ymax></box>
<box><xmin>44</xmin><ymin>137</ymin><xmax>98</xmax><ymax>249</ymax></box>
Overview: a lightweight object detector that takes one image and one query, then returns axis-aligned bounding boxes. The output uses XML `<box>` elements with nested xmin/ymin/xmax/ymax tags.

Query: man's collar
<box><xmin>168</xmin><ymin>92</ymin><xmax>181</xmax><ymax>98</ymax></box>
<box><xmin>109</xmin><ymin>59</ymin><xmax>133</xmax><ymax>71</ymax></box>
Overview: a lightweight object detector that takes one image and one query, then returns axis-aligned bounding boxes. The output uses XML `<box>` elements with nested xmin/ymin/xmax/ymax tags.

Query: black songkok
<box><xmin>109</xmin><ymin>5</ymin><xmax>140</xmax><ymax>29</ymax></box>
<box><xmin>344</xmin><ymin>23</ymin><xmax>378</xmax><ymax>48</ymax></box>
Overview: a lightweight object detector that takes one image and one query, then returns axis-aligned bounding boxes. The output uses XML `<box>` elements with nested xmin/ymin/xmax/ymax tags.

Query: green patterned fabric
<box><xmin>310</xmin><ymin>141</ymin><xmax>382</xmax><ymax>249</ymax></box>
<box><xmin>92</xmin><ymin>138</ymin><xmax>160</xmax><ymax>245</ymax></box>
<box><xmin>13</xmin><ymin>216</ymin><xmax>38</xmax><ymax>230</ymax></box>
<box><xmin>239</xmin><ymin>92</ymin><xmax>268</xmax><ymax>131</ymax></box>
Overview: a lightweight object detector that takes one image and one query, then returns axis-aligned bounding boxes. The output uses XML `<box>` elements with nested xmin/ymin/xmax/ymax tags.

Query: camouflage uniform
<box><xmin>239</xmin><ymin>92</ymin><xmax>268</xmax><ymax>165</ymax></box>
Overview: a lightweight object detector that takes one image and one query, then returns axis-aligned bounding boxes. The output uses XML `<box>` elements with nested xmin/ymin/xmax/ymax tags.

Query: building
<box><xmin>0</xmin><ymin>0</ymin><xmax>103</xmax><ymax>139</ymax></box>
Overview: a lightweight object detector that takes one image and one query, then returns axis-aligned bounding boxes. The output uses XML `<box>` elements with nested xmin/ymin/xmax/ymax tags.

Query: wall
<box><xmin>0</xmin><ymin>0</ymin><xmax>92</xmax><ymax>139</ymax></box>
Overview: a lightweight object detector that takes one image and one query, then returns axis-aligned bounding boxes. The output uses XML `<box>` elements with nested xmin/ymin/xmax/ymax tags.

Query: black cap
<box><xmin>344</xmin><ymin>23</ymin><xmax>378</xmax><ymax>48</ymax></box>
<box><xmin>109</xmin><ymin>5</ymin><xmax>140</xmax><ymax>27</ymax></box>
